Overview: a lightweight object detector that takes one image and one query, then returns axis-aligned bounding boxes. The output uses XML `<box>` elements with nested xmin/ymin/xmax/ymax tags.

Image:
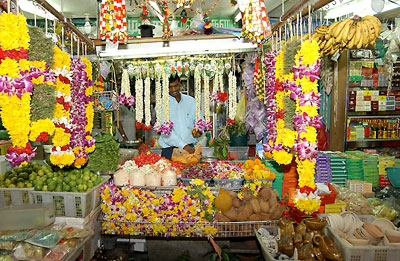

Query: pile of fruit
<box><xmin>242</xmin><ymin>159</ymin><xmax>275</xmax><ymax>179</ymax></box>
<box><xmin>0</xmin><ymin>162</ymin><xmax>104</xmax><ymax>192</ymax></box>
<box><xmin>312</xmin><ymin>15</ymin><xmax>382</xmax><ymax>57</ymax></box>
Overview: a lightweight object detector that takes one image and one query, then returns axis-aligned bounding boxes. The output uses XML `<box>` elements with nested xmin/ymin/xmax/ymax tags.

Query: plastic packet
<box><xmin>25</xmin><ymin>231</ymin><xmax>63</xmax><ymax>249</ymax></box>
<box><xmin>0</xmin><ymin>241</ymin><xmax>15</xmax><ymax>251</ymax></box>
<box><xmin>0</xmin><ymin>254</ymin><xmax>14</xmax><ymax>261</ymax></box>
<box><xmin>58</xmin><ymin>238</ymin><xmax>79</xmax><ymax>249</ymax></box>
<box><xmin>373</xmin><ymin>204</ymin><xmax>399</xmax><ymax>220</ymax></box>
<box><xmin>43</xmin><ymin>245</ymin><xmax>69</xmax><ymax>261</ymax></box>
<box><xmin>13</xmin><ymin>242</ymin><xmax>46</xmax><ymax>260</ymax></box>
<box><xmin>347</xmin><ymin>197</ymin><xmax>372</xmax><ymax>215</ymax></box>
<box><xmin>0</xmin><ymin>231</ymin><xmax>35</xmax><ymax>242</ymax></box>
<box><xmin>62</xmin><ymin>227</ymin><xmax>92</xmax><ymax>239</ymax></box>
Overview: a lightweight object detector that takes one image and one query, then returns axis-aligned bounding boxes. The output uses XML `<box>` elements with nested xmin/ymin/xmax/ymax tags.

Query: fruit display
<box><xmin>312</xmin><ymin>15</ymin><xmax>382</xmax><ymax>57</ymax></box>
<box><xmin>214</xmin><ymin>186</ymin><xmax>285</xmax><ymax>222</ymax></box>
<box><xmin>0</xmin><ymin>162</ymin><xmax>104</xmax><ymax>192</ymax></box>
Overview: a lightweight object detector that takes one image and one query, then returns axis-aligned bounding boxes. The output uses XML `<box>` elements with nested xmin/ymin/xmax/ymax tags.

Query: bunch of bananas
<box><xmin>312</xmin><ymin>15</ymin><xmax>382</xmax><ymax>57</ymax></box>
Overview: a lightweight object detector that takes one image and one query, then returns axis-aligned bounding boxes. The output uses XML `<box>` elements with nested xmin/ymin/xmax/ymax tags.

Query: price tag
<box><xmin>331</xmin><ymin>50</ymin><xmax>340</xmax><ymax>62</ymax></box>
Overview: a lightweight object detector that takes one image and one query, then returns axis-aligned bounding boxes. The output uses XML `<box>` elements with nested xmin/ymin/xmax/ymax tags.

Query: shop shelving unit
<box><xmin>328</xmin><ymin>49</ymin><xmax>400</xmax><ymax>151</ymax></box>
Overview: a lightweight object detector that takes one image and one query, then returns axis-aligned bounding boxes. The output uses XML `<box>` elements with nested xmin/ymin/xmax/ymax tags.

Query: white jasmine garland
<box><xmin>194</xmin><ymin>70</ymin><xmax>201</xmax><ymax>122</ymax></box>
<box><xmin>203</xmin><ymin>72</ymin><xmax>210</xmax><ymax>123</ymax></box>
<box><xmin>162</xmin><ymin>71</ymin><xmax>169</xmax><ymax>122</ymax></box>
<box><xmin>155</xmin><ymin>79</ymin><xmax>162</xmax><ymax>127</ymax></box>
<box><xmin>219</xmin><ymin>73</ymin><xmax>224</xmax><ymax>93</ymax></box>
<box><xmin>228</xmin><ymin>71</ymin><xmax>237</xmax><ymax>120</ymax></box>
<box><xmin>213</xmin><ymin>72</ymin><xmax>219</xmax><ymax>93</ymax></box>
<box><xmin>135</xmin><ymin>77</ymin><xmax>143</xmax><ymax>123</ymax></box>
<box><xmin>121</xmin><ymin>69</ymin><xmax>131</xmax><ymax>97</ymax></box>
<box><xmin>144</xmin><ymin>77</ymin><xmax>151</xmax><ymax>127</ymax></box>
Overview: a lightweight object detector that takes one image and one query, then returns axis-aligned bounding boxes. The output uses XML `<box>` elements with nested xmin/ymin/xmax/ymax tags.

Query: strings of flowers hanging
<box><xmin>154</xmin><ymin>70</ymin><xmax>173</xmax><ymax>135</ymax></box>
<box><xmin>194</xmin><ymin>70</ymin><xmax>204</xmax><ymax>132</ymax></box>
<box><xmin>227</xmin><ymin>71</ymin><xmax>237</xmax><ymax>125</ymax></box>
<box><xmin>262</xmin><ymin>51</ymin><xmax>277</xmax><ymax>155</ymax></box>
<box><xmin>69</xmin><ymin>58</ymin><xmax>95</xmax><ymax>168</ymax></box>
<box><xmin>99</xmin><ymin>0</ymin><xmax>129</xmax><ymax>43</ymax></box>
<box><xmin>203</xmin><ymin>72</ymin><xmax>212</xmax><ymax>131</ymax></box>
<box><xmin>144</xmin><ymin>76</ymin><xmax>151</xmax><ymax>130</ymax></box>
<box><xmin>134</xmin><ymin>76</ymin><xmax>144</xmax><ymax>129</ymax></box>
<box><xmin>119</xmin><ymin>69</ymin><xmax>135</xmax><ymax>106</ymax></box>
<box><xmin>50</xmin><ymin>47</ymin><xmax>75</xmax><ymax>168</ymax></box>
<box><xmin>241</xmin><ymin>0</ymin><xmax>272</xmax><ymax>44</ymax></box>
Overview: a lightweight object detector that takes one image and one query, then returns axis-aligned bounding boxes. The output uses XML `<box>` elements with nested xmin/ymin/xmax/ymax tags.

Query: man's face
<box><xmin>169</xmin><ymin>79</ymin><xmax>181</xmax><ymax>98</ymax></box>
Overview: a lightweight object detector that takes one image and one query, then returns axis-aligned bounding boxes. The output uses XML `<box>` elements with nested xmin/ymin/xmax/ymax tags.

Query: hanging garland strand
<box><xmin>144</xmin><ymin>76</ymin><xmax>151</xmax><ymax>128</ymax></box>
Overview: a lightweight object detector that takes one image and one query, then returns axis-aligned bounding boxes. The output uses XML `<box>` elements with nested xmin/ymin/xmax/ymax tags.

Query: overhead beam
<box><xmin>271</xmin><ymin>0</ymin><xmax>334</xmax><ymax>31</ymax></box>
<box><xmin>34</xmin><ymin>0</ymin><xmax>95</xmax><ymax>50</ymax></box>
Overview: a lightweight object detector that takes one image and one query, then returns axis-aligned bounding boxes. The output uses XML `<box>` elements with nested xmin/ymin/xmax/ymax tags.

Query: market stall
<box><xmin>1</xmin><ymin>0</ymin><xmax>400</xmax><ymax>260</ymax></box>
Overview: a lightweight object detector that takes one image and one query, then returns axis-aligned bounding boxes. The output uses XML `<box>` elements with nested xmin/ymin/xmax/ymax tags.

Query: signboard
<box><xmin>127</xmin><ymin>17</ymin><xmax>238</xmax><ymax>37</ymax></box>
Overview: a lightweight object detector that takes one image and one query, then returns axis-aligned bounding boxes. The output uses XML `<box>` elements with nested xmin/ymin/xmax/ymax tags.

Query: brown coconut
<box><xmin>259</xmin><ymin>213</ymin><xmax>271</xmax><ymax>220</ymax></box>
<box><xmin>258</xmin><ymin>187</ymin><xmax>271</xmax><ymax>201</ymax></box>
<box><xmin>226</xmin><ymin>190</ymin><xmax>237</xmax><ymax>199</ymax></box>
<box><xmin>242</xmin><ymin>191</ymin><xmax>255</xmax><ymax>201</ymax></box>
<box><xmin>249</xmin><ymin>214</ymin><xmax>262</xmax><ymax>221</ymax></box>
<box><xmin>250</xmin><ymin>198</ymin><xmax>261</xmax><ymax>214</ymax></box>
<box><xmin>223</xmin><ymin>207</ymin><xmax>238</xmax><ymax>222</ymax></box>
<box><xmin>260</xmin><ymin>201</ymin><xmax>270</xmax><ymax>213</ymax></box>
<box><xmin>232</xmin><ymin>198</ymin><xmax>241</xmax><ymax>208</ymax></box>
<box><xmin>215</xmin><ymin>212</ymin><xmax>231</xmax><ymax>222</ymax></box>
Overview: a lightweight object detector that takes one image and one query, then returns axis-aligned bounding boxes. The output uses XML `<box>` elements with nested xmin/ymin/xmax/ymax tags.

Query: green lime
<box><xmin>42</xmin><ymin>185</ymin><xmax>48</xmax><ymax>191</ymax></box>
<box><xmin>83</xmin><ymin>169</ymin><xmax>91</xmax><ymax>175</ymax></box>
<box><xmin>26</xmin><ymin>183</ymin><xmax>33</xmax><ymax>188</ymax></box>
<box><xmin>46</xmin><ymin>171</ymin><xmax>54</xmax><ymax>178</ymax></box>
<box><xmin>4</xmin><ymin>179</ymin><xmax>11</xmax><ymax>186</ymax></box>
<box><xmin>87</xmin><ymin>182</ymin><xmax>93</xmax><ymax>189</ymax></box>
<box><xmin>56</xmin><ymin>177</ymin><xmax>63</xmax><ymax>183</ymax></box>
<box><xmin>48</xmin><ymin>181</ymin><xmax>56</xmax><ymax>191</ymax></box>
<box><xmin>70</xmin><ymin>175</ymin><xmax>77</xmax><ymax>181</ymax></box>
<box><xmin>83</xmin><ymin>184</ymin><xmax>88</xmax><ymax>191</ymax></box>
<box><xmin>71</xmin><ymin>187</ymin><xmax>78</xmax><ymax>192</ymax></box>
<box><xmin>90</xmin><ymin>175</ymin><xmax>97</xmax><ymax>182</ymax></box>
<box><xmin>17</xmin><ymin>182</ymin><xmax>25</xmax><ymax>188</ymax></box>
<box><xmin>77</xmin><ymin>184</ymin><xmax>84</xmax><ymax>192</ymax></box>
<box><xmin>0</xmin><ymin>173</ymin><xmax>5</xmax><ymax>182</ymax></box>
<box><xmin>83</xmin><ymin>175</ymin><xmax>90</xmax><ymax>181</ymax></box>
<box><xmin>77</xmin><ymin>179</ymin><xmax>84</xmax><ymax>185</ymax></box>
<box><xmin>63</xmin><ymin>185</ymin><xmax>71</xmax><ymax>192</ymax></box>
<box><xmin>36</xmin><ymin>179</ymin><xmax>44</xmax><ymax>186</ymax></box>
<box><xmin>55</xmin><ymin>186</ymin><xmax>62</xmax><ymax>192</ymax></box>
<box><xmin>8</xmin><ymin>184</ymin><xmax>16</xmax><ymax>188</ymax></box>
<box><xmin>64</xmin><ymin>176</ymin><xmax>71</xmax><ymax>184</ymax></box>
<box><xmin>38</xmin><ymin>170</ymin><xmax>44</xmax><ymax>176</ymax></box>
<box><xmin>69</xmin><ymin>180</ymin><xmax>77</xmax><ymax>187</ymax></box>
<box><xmin>34</xmin><ymin>184</ymin><xmax>43</xmax><ymax>191</ymax></box>
<box><xmin>29</xmin><ymin>173</ymin><xmax>37</xmax><ymax>181</ymax></box>
<box><xmin>17</xmin><ymin>177</ymin><xmax>24</xmax><ymax>183</ymax></box>
<box><xmin>10</xmin><ymin>177</ymin><xmax>17</xmax><ymax>184</ymax></box>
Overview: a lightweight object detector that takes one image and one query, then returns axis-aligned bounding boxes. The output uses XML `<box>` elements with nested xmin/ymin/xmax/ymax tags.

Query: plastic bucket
<box><xmin>386</xmin><ymin>167</ymin><xmax>400</xmax><ymax>188</ymax></box>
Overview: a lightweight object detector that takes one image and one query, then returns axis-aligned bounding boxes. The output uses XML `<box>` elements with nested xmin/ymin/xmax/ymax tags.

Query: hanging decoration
<box><xmin>263</xmin><ymin>40</ymin><xmax>322</xmax><ymax>215</ymax></box>
<box><xmin>140</xmin><ymin>5</ymin><xmax>150</xmax><ymax>21</ymax></box>
<box><xmin>241</xmin><ymin>0</ymin><xmax>272</xmax><ymax>44</ymax></box>
<box><xmin>144</xmin><ymin>76</ymin><xmax>151</xmax><ymax>130</ymax></box>
<box><xmin>227</xmin><ymin>71</ymin><xmax>237</xmax><ymax>125</ymax></box>
<box><xmin>203</xmin><ymin>72</ymin><xmax>212</xmax><ymax>131</ymax></box>
<box><xmin>253</xmin><ymin>57</ymin><xmax>264</xmax><ymax>102</ymax></box>
<box><xmin>180</xmin><ymin>9</ymin><xmax>188</xmax><ymax>24</ymax></box>
<box><xmin>159</xmin><ymin>70</ymin><xmax>173</xmax><ymax>135</ymax></box>
<box><xmin>194</xmin><ymin>70</ymin><xmax>204</xmax><ymax>132</ymax></box>
<box><xmin>153</xmin><ymin>78</ymin><xmax>162</xmax><ymax>132</ymax></box>
<box><xmin>203</xmin><ymin>14</ymin><xmax>212</xmax><ymax>29</ymax></box>
<box><xmin>134</xmin><ymin>76</ymin><xmax>144</xmax><ymax>129</ymax></box>
<box><xmin>99</xmin><ymin>0</ymin><xmax>129</xmax><ymax>43</ymax></box>
<box><xmin>119</xmin><ymin>69</ymin><xmax>135</xmax><ymax>106</ymax></box>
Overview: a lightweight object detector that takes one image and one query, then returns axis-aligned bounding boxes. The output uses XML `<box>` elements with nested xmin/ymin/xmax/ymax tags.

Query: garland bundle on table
<box><xmin>264</xmin><ymin>40</ymin><xmax>322</xmax><ymax>215</ymax></box>
<box><xmin>100</xmin><ymin>179</ymin><xmax>217</xmax><ymax>237</ymax></box>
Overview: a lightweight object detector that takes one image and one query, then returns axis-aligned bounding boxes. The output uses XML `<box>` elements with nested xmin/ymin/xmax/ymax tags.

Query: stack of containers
<box><xmin>342</xmin><ymin>152</ymin><xmax>364</xmax><ymax>180</ymax></box>
<box><xmin>322</xmin><ymin>151</ymin><xmax>348</xmax><ymax>186</ymax></box>
<box><xmin>263</xmin><ymin>160</ymin><xmax>284</xmax><ymax>197</ymax></box>
<box><xmin>316</xmin><ymin>153</ymin><xmax>332</xmax><ymax>183</ymax></box>
<box><xmin>378</xmin><ymin>156</ymin><xmax>395</xmax><ymax>186</ymax></box>
<box><xmin>362</xmin><ymin>155</ymin><xmax>379</xmax><ymax>187</ymax></box>
<box><xmin>282</xmin><ymin>167</ymin><xmax>298</xmax><ymax>199</ymax></box>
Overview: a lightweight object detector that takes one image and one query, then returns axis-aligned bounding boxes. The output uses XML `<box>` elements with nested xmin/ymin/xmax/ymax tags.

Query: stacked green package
<box><xmin>394</xmin><ymin>159</ymin><xmax>400</xmax><ymax>168</ymax></box>
<box><xmin>321</xmin><ymin>151</ymin><xmax>347</xmax><ymax>186</ymax></box>
<box><xmin>338</xmin><ymin>152</ymin><xmax>364</xmax><ymax>180</ymax></box>
<box><xmin>346</xmin><ymin>151</ymin><xmax>379</xmax><ymax>186</ymax></box>
<box><xmin>262</xmin><ymin>159</ymin><xmax>284</xmax><ymax>197</ymax></box>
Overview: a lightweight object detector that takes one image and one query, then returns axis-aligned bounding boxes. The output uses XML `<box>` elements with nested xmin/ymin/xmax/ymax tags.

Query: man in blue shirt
<box><xmin>159</xmin><ymin>75</ymin><xmax>198</xmax><ymax>160</ymax></box>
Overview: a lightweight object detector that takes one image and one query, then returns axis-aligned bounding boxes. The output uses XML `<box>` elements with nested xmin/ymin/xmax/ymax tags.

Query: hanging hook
<box><xmin>279</xmin><ymin>0</ymin><xmax>284</xmax><ymax>22</ymax></box>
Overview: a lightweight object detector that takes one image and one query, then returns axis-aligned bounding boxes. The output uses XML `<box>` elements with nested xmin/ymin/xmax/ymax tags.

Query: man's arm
<box><xmin>117</xmin><ymin>121</ymin><xmax>129</xmax><ymax>142</ymax></box>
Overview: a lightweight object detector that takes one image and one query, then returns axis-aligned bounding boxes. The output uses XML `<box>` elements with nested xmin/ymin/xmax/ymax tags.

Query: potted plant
<box><xmin>226</xmin><ymin>120</ymin><xmax>247</xmax><ymax>147</ymax></box>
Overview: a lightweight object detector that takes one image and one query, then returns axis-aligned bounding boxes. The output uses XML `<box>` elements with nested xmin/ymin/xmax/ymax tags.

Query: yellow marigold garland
<box><xmin>29</xmin><ymin>119</ymin><xmax>55</xmax><ymax>142</ymax></box>
<box><xmin>0</xmin><ymin>12</ymin><xmax>30</xmax><ymax>51</ymax></box>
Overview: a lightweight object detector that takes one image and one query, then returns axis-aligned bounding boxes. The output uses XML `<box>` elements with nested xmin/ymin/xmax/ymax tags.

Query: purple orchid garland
<box><xmin>70</xmin><ymin>58</ymin><xmax>95</xmax><ymax>162</ymax></box>
<box><xmin>263</xmin><ymin>51</ymin><xmax>277</xmax><ymax>153</ymax></box>
<box><xmin>154</xmin><ymin>121</ymin><xmax>174</xmax><ymax>135</ymax></box>
<box><xmin>118</xmin><ymin>93</ymin><xmax>135</xmax><ymax>107</ymax></box>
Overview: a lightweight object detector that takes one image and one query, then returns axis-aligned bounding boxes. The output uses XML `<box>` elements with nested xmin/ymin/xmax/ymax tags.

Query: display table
<box><xmin>150</xmin><ymin>146</ymin><xmax>249</xmax><ymax>160</ymax></box>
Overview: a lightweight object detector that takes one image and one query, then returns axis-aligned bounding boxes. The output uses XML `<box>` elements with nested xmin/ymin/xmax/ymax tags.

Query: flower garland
<box><xmin>154</xmin><ymin>78</ymin><xmax>162</xmax><ymax>129</ymax></box>
<box><xmin>294</xmin><ymin>186</ymin><xmax>321</xmax><ymax>215</ymax></box>
<box><xmin>144</xmin><ymin>76</ymin><xmax>151</xmax><ymax>128</ymax></box>
<box><xmin>241</xmin><ymin>0</ymin><xmax>272</xmax><ymax>44</ymax></box>
<box><xmin>51</xmin><ymin>48</ymin><xmax>74</xmax><ymax>168</ymax></box>
<box><xmin>99</xmin><ymin>0</ymin><xmax>129</xmax><ymax>43</ymax></box>
<box><xmin>100</xmin><ymin>179</ymin><xmax>217</xmax><ymax>237</ymax></box>
<box><xmin>194</xmin><ymin>70</ymin><xmax>204</xmax><ymax>132</ymax></box>
<box><xmin>263</xmin><ymin>51</ymin><xmax>277</xmax><ymax>155</ymax></box>
<box><xmin>203</xmin><ymin>72</ymin><xmax>212</xmax><ymax>131</ymax></box>
<box><xmin>134</xmin><ymin>76</ymin><xmax>144</xmax><ymax>129</ymax></box>
<box><xmin>69</xmin><ymin>58</ymin><xmax>95</xmax><ymax>168</ymax></box>
<box><xmin>155</xmin><ymin>70</ymin><xmax>173</xmax><ymax>135</ymax></box>
<box><xmin>227</xmin><ymin>71</ymin><xmax>237</xmax><ymax>123</ymax></box>
<box><xmin>0</xmin><ymin>12</ymin><xmax>29</xmax><ymax>51</ymax></box>
<box><xmin>119</xmin><ymin>69</ymin><xmax>135</xmax><ymax>107</ymax></box>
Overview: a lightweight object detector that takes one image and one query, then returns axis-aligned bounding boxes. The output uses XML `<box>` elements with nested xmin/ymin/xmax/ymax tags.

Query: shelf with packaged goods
<box><xmin>347</xmin><ymin>111</ymin><xmax>400</xmax><ymax>117</ymax></box>
<box><xmin>347</xmin><ymin>115</ymin><xmax>400</xmax><ymax>119</ymax></box>
<box><xmin>346</xmin><ymin>138</ymin><xmax>400</xmax><ymax>142</ymax></box>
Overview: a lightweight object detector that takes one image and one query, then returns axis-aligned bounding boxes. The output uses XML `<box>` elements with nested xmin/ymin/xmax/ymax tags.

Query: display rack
<box><xmin>99</xmin><ymin>219</ymin><xmax>278</xmax><ymax>238</ymax></box>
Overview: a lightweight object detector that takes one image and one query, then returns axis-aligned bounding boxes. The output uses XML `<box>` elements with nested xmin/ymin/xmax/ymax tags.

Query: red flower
<box><xmin>298</xmin><ymin>186</ymin><xmax>316</xmax><ymax>195</ymax></box>
<box><xmin>135</xmin><ymin>121</ymin><xmax>143</xmax><ymax>129</ymax></box>
<box><xmin>276</xmin><ymin>109</ymin><xmax>284</xmax><ymax>119</ymax></box>
<box><xmin>218</xmin><ymin>92</ymin><xmax>228</xmax><ymax>102</ymax></box>
<box><xmin>56</xmin><ymin>96</ymin><xmax>64</xmax><ymax>104</ymax></box>
<box><xmin>36</xmin><ymin>132</ymin><xmax>49</xmax><ymax>142</ymax></box>
<box><xmin>63</xmin><ymin>102</ymin><xmax>71</xmax><ymax>111</ymax></box>
<box><xmin>226</xmin><ymin>118</ymin><xmax>235</xmax><ymax>125</ymax></box>
<box><xmin>143</xmin><ymin>124</ymin><xmax>152</xmax><ymax>131</ymax></box>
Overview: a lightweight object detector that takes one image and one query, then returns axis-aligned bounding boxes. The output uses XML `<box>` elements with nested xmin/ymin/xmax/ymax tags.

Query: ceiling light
<box><xmin>83</xmin><ymin>13</ymin><xmax>91</xmax><ymax>34</ymax></box>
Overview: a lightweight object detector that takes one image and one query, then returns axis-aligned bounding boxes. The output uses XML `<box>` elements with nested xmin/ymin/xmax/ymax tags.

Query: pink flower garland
<box><xmin>263</xmin><ymin>52</ymin><xmax>276</xmax><ymax>153</ymax></box>
<box><xmin>70</xmin><ymin>58</ymin><xmax>95</xmax><ymax>162</ymax></box>
<box><xmin>118</xmin><ymin>93</ymin><xmax>135</xmax><ymax>107</ymax></box>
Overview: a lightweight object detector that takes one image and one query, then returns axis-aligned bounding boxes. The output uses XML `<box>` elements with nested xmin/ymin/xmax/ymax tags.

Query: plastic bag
<box><xmin>13</xmin><ymin>243</ymin><xmax>46</xmax><ymax>260</ymax></box>
<box><xmin>172</xmin><ymin>144</ymin><xmax>202</xmax><ymax>165</ymax></box>
<box><xmin>43</xmin><ymin>245</ymin><xmax>69</xmax><ymax>261</ymax></box>
<box><xmin>235</xmin><ymin>93</ymin><xmax>246</xmax><ymax>123</ymax></box>
<box><xmin>25</xmin><ymin>231</ymin><xmax>63</xmax><ymax>249</ymax></box>
<box><xmin>62</xmin><ymin>227</ymin><xmax>92</xmax><ymax>239</ymax></box>
<box><xmin>347</xmin><ymin>198</ymin><xmax>372</xmax><ymax>215</ymax></box>
<box><xmin>0</xmin><ymin>241</ymin><xmax>15</xmax><ymax>251</ymax></box>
